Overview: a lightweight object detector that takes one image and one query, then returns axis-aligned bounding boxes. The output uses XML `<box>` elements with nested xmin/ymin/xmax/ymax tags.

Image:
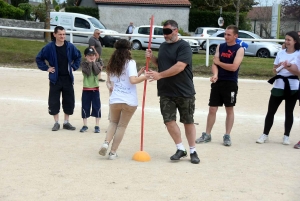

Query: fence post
<box><xmin>206</xmin><ymin>39</ymin><xmax>210</xmax><ymax>67</ymax></box>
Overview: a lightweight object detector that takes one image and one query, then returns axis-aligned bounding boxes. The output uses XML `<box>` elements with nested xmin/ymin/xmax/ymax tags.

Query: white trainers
<box><xmin>256</xmin><ymin>134</ymin><xmax>268</xmax><ymax>144</ymax></box>
<box><xmin>283</xmin><ymin>135</ymin><xmax>290</xmax><ymax>145</ymax></box>
<box><xmin>108</xmin><ymin>152</ymin><xmax>118</xmax><ymax>160</ymax></box>
<box><xmin>99</xmin><ymin>142</ymin><xmax>109</xmax><ymax>156</ymax></box>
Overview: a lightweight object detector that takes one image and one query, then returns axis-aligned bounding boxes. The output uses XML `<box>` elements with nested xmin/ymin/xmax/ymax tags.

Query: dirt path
<box><xmin>0</xmin><ymin>67</ymin><xmax>299</xmax><ymax>201</ymax></box>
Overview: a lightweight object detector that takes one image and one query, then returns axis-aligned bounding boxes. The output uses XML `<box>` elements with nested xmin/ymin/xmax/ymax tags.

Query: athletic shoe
<box><xmin>223</xmin><ymin>134</ymin><xmax>231</xmax><ymax>146</ymax></box>
<box><xmin>108</xmin><ymin>152</ymin><xmax>118</xmax><ymax>160</ymax></box>
<box><xmin>63</xmin><ymin>122</ymin><xmax>76</xmax><ymax>130</ymax></box>
<box><xmin>170</xmin><ymin>149</ymin><xmax>187</xmax><ymax>160</ymax></box>
<box><xmin>80</xmin><ymin>126</ymin><xmax>88</xmax><ymax>132</ymax></box>
<box><xmin>256</xmin><ymin>134</ymin><xmax>268</xmax><ymax>144</ymax></box>
<box><xmin>190</xmin><ymin>151</ymin><xmax>200</xmax><ymax>164</ymax></box>
<box><xmin>294</xmin><ymin>141</ymin><xmax>300</xmax><ymax>149</ymax></box>
<box><xmin>94</xmin><ymin>126</ymin><xmax>100</xmax><ymax>133</ymax></box>
<box><xmin>283</xmin><ymin>135</ymin><xmax>290</xmax><ymax>145</ymax></box>
<box><xmin>52</xmin><ymin>123</ymin><xmax>60</xmax><ymax>131</ymax></box>
<box><xmin>195</xmin><ymin>132</ymin><xmax>211</xmax><ymax>143</ymax></box>
<box><xmin>99</xmin><ymin>142</ymin><xmax>109</xmax><ymax>156</ymax></box>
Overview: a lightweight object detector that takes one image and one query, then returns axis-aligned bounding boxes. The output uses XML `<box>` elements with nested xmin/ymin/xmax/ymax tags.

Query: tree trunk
<box><xmin>235</xmin><ymin>0</ymin><xmax>240</xmax><ymax>27</ymax></box>
<box><xmin>44</xmin><ymin>0</ymin><xmax>51</xmax><ymax>43</ymax></box>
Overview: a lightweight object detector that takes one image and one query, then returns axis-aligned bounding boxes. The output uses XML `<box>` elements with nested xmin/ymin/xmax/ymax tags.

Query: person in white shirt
<box><xmin>256</xmin><ymin>31</ymin><xmax>300</xmax><ymax>145</ymax></box>
<box><xmin>98</xmin><ymin>39</ymin><xmax>147</xmax><ymax>160</ymax></box>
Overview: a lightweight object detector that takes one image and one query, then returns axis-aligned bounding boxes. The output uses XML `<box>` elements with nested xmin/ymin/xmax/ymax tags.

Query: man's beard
<box><xmin>165</xmin><ymin>35</ymin><xmax>177</xmax><ymax>43</ymax></box>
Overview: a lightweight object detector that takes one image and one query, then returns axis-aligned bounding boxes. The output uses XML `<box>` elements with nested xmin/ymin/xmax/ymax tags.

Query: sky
<box><xmin>255</xmin><ymin>0</ymin><xmax>282</xmax><ymax>6</ymax></box>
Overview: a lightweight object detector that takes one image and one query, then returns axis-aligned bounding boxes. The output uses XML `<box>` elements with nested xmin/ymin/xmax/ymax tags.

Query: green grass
<box><xmin>0</xmin><ymin>37</ymin><xmax>275</xmax><ymax>79</ymax></box>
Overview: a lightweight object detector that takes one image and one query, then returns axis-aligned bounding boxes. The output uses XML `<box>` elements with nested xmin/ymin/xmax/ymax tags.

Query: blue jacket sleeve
<box><xmin>36</xmin><ymin>47</ymin><xmax>49</xmax><ymax>71</ymax></box>
<box><xmin>70</xmin><ymin>46</ymin><xmax>81</xmax><ymax>71</ymax></box>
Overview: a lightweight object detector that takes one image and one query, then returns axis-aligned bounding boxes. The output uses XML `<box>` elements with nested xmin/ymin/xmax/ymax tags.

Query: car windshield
<box><xmin>88</xmin><ymin>17</ymin><xmax>106</xmax><ymax>29</ymax></box>
<box><xmin>249</xmin><ymin>32</ymin><xmax>262</xmax><ymax>39</ymax></box>
<box><xmin>207</xmin><ymin>29</ymin><xmax>219</xmax><ymax>35</ymax></box>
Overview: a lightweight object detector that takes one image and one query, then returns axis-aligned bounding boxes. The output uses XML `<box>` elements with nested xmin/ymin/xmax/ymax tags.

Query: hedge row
<box><xmin>189</xmin><ymin>9</ymin><xmax>251</xmax><ymax>31</ymax></box>
<box><xmin>0</xmin><ymin>0</ymin><xmax>25</xmax><ymax>20</ymax></box>
<box><xmin>65</xmin><ymin>6</ymin><xmax>99</xmax><ymax>19</ymax></box>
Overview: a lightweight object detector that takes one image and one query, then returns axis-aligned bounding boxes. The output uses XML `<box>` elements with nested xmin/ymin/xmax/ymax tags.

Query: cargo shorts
<box><xmin>159</xmin><ymin>96</ymin><xmax>195</xmax><ymax>124</ymax></box>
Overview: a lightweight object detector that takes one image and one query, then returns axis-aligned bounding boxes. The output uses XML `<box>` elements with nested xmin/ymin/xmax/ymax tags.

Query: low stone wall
<box><xmin>0</xmin><ymin>18</ymin><xmax>45</xmax><ymax>39</ymax></box>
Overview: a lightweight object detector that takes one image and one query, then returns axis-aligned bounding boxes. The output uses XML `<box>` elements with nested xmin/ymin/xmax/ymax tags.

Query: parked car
<box><xmin>50</xmin><ymin>12</ymin><xmax>120</xmax><ymax>47</ymax></box>
<box><xmin>194</xmin><ymin>27</ymin><xmax>224</xmax><ymax>49</ymax></box>
<box><xmin>206</xmin><ymin>30</ymin><xmax>282</xmax><ymax>58</ymax></box>
<box><xmin>130</xmin><ymin>25</ymin><xmax>200</xmax><ymax>53</ymax></box>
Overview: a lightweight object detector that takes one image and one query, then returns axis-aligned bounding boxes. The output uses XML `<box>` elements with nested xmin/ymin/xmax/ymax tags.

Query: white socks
<box><xmin>190</xmin><ymin>146</ymin><xmax>196</xmax><ymax>154</ymax></box>
<box><xmin>176</xmin><ymin>143</ymin><xmax>196</xmax><ymax>154</ymax></box>
<box><xmin>176</xmin><ymin>143</ymin><xmax>185</xmax><ymax>151</ymax></box>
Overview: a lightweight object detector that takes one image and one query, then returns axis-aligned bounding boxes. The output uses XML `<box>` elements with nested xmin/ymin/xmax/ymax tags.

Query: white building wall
<box><xmin>98</xmin><ymin>5</ymin><xmax>190</xmax><ymax>33</ymax></box>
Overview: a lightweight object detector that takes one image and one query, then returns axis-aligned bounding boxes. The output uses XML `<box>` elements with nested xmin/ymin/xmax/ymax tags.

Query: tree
<box><xmin>66</xmin><ymin>0</ymin><xmax>76</xmax><ymax>6</ymax></box>
<box><xmin>53</xmin><ymin>0</ymin><xmax>58</xmax><ymax>7</ymax></box>
<box><xmin>281</xmin><ymin>0</ymin><xmax>300</xmax><ymax>22</ymax></box>
<box><xmin>203</xmin><ymin>0</ymin><xmax>258</xmax><ymax>27</ymax></box>
<box><xmin>32</xmin><ymin>3</ymin><xmax>46</xmax><ymax>22</ymax></box>
<box><xmin>11</xmin><ymin>0</ymin><xmax>28</xmax><ymax>7</ymax></box>
<box><xmin>44</xmin><ymin>0</ymin><xmax>51</xmax><ymax>42</ymax></box>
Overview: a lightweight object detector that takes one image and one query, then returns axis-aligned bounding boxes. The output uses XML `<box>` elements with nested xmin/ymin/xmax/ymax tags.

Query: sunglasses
<box><xmin>163</xmin><ymin>28</ymin><xmax>176</xmax><ymax>35</ymax></box>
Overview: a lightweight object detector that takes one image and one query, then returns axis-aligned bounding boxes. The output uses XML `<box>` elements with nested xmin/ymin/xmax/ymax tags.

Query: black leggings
<box><xmin>263</xmin><ymin>93</ymin><xmax>298</xmax><ymax>136</ymax></box>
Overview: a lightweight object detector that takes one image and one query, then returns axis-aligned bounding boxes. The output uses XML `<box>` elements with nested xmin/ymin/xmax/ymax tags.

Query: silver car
<box><xmin>130</xmin><ymin>25</ymin><xmax>200</xmax><ymax>53</ymax></box>
<box><xmin>206</xmin><ymin>30</ymin><xmax>282</xmax><ymax>58</ymax></box>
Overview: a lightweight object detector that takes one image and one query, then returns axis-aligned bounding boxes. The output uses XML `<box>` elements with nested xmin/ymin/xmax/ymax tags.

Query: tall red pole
<box><xmin>140</xmin><ymin>15</ymin><xmax>154</xmax><ymax>151</ymax></box>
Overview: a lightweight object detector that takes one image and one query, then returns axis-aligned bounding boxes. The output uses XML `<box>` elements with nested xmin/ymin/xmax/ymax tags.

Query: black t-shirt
<box><xmin>56</xmin><ymin>44</ymin><xmax>69</xmax><ymax>76</ymax></box>
<box><xmin>157</xmin><ymin>39</ymin><xmax>195</xmax><ymax>97</ymax></box>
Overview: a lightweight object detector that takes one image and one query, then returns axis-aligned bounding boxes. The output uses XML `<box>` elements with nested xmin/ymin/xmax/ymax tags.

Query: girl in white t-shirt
<box><xmin>257</xmin><ymin>31</ymin><xmax>300</xmax><ymax>145</ymax></box>
<box><xmin>98</xmin><ymin>39</ymin><xmax>147</xmax><ymax>160</ymax></box>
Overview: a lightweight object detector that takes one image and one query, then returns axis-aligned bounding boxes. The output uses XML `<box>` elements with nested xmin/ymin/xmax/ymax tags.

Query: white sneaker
<box><xmin>99</xmin><ymin>142</ymin><xmax>109</xmax><ymax>156</ymax></box>
<box><xmin>108</xmin><ymin>152</ymin><xmax>118</xmax><ymax>160</ymax></box>
<box><xmin>283</xmin><ymin>135</ymin><xmax>290</xmax><ymax>145</ymax></box>
<box><xmin>256</xmin><ymin>134</ymin><xmax>268</xmax><ymax>144</ymax></box>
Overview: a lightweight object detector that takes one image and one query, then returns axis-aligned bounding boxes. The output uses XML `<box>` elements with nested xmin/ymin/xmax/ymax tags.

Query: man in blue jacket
<box><xmin>36</xmin><ymin>26</ymin><xmax>81</xmax><ymax>131</ymax></box>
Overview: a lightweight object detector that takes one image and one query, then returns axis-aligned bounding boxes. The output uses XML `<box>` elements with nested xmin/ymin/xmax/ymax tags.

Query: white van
<box><xmin>50</xmin><ymin>12</ymin><xmax>119</xmax><ymax>47</ymax></box>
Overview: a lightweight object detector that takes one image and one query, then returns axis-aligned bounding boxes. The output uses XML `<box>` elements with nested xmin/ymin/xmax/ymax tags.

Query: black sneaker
<box><xmin>80</xmin><ymin>126</ymin><xmax>88</xmax><ymax>132</ymax></box>
<box><xmin>52</xmin><ymin>123</ymin><xmax>60</xmax><ymax>131</ymax></box>
<box><xmin>63</xmin><ymin>122</ymin><xmax>76</xmax><ymax>130</ymax></box>
<box><xmin>170</xmin><ymin>149</ymin><xmax>187</xmax><ymax>160</ymax></box>
<box><xmin>94</xmin><ymin>126</ymin><xmax>100</xmax><ymax>133</ymax></box>
<box><xmin>190</xmin><ymin>151</ymin><xmax>200</xmax><ymax>164</ymax></box>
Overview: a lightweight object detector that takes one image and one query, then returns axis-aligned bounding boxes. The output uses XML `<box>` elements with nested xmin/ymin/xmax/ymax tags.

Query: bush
<box><xmin>65</xmin><ymin>6</ymin><xmax>99</xmax><ymax>19</ymax></box>
<box><xmin>178</xmin><ymin>28</ymin><xmax>191</xmax><ymax>36</ymax></box>
<box><xmin>55</xmin><ymin>5</ymin><xmax>60</xmax><ymax>12</ymax></box>
<box><xmin>189</xmin><ymin>9</ymin><xmax>251</xmax><ymax>31</ymax></box>
<box><xmin>0</xmin><ymin>0</ymin><xmax>25</xmax><ymax>20</ymax></box>
<box><xmin>18</xmin><ymin>3</ymin><xmax>32</xmax><ymax>21</ymax></box>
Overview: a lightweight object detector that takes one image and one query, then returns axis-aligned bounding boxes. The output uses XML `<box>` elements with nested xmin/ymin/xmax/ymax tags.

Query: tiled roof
<box><xmin>94</xmin><ymin>0</ymin><xmax>191</xmax><ymax>6</ymax></box>
<box><xmin>247</xmin><ymin>7</ymin><xmax>272</xmax><ymax>20</ymax></box>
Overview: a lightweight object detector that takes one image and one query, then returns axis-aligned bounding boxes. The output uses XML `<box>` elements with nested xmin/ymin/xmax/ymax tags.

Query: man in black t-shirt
<box><xmin>36</xmin><ymin>26</ymin><xmax>81</xmax><ymax>131</ymax></box>
<box><xmin>146</xmin><ymin>20</ymin><xmax>200</xmax><ymax>164</ymax></box>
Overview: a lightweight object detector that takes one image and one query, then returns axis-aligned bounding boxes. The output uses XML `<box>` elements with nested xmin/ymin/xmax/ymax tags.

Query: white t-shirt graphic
<box><xmin>109</xmin><ymin>60</ymin><xmax>139</xmax><ymax>106</ymax></box>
